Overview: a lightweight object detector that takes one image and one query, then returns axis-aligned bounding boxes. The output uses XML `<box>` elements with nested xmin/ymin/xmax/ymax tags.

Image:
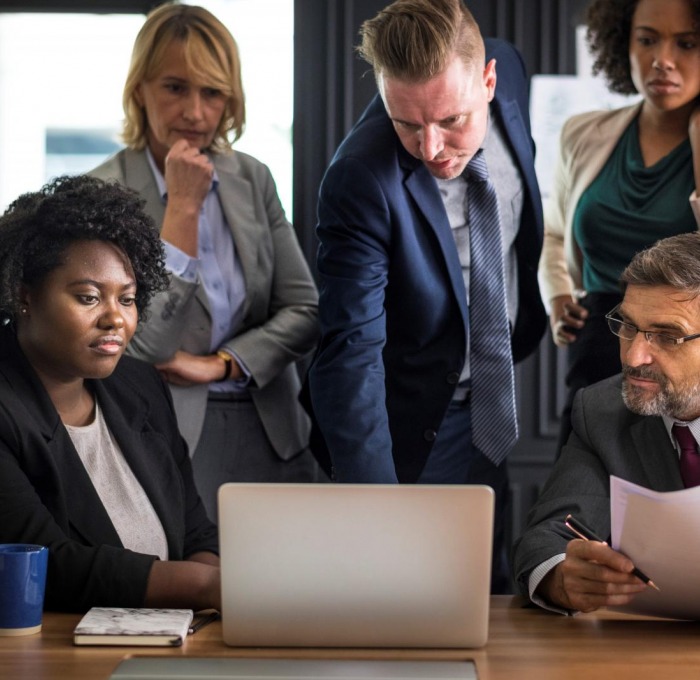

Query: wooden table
<box><xmin>2</xmin><ymin>596</ymin><xmax>700</xmax><ymax>679</ymax></box>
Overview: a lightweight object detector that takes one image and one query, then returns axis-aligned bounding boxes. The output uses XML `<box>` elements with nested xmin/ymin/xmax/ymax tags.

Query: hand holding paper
<box><xmin>611</xmin><ymin>476</ymin><xmax>700</xmax><ymax>620</ymax></box>
<box><xmin>538</xmin><ymin>534</ymin><xmax>647</xmax><ymax>613</ymax></box>
<box><xmin>565</xmin><ymin>514</ymin><xmax>659</xmax><ymax>590</ymax></box>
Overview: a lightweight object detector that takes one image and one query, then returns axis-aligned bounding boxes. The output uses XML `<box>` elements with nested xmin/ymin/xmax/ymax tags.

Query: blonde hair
<box><xmin>122</xmin><ymin>2</ymin><xmax>245</xmax><ymax>151</ymax></box>
<box><xmin>358</xmin><ymin>0</ymin><xmax>484</xmax><ymax>82</ymax></box>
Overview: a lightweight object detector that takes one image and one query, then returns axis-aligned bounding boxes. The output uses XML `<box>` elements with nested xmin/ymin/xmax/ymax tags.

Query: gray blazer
<box><xmin>512</xmin><ymin>375</ymin><xmax>683</xmax><ymax>596</ymax></box>
<box><xmin>90</xmin><ymin>148</ymin><xmax>319</xmax><ymax>458</ymax></box>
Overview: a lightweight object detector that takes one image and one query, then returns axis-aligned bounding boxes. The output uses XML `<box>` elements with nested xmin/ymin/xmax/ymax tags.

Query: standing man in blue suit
<box><xmin>308</xmin><ymin>0</ymin><xmax>545</xmax><ymax>591</ymax></box>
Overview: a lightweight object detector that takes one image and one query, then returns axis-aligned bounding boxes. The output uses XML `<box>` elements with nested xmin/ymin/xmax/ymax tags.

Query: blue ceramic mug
<box><xmin>0</xmin><ymin>544</ymin><xmax>48</xmax><ymax>636</ymax></box>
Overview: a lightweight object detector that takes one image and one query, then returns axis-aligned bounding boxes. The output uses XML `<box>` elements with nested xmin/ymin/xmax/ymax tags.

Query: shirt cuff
<box><xmin>226</xmin><ymin>349</ymin><xmax>252</xmax><ymax>387</ymax></box>
<box><xmin>162</xmin><ymin>240</ymin><xmax>199</xmax><ymax>282</ymax></box>
<box><xmin>528</xmin><ymin>553</ymin><xmax>577</xmax><ymax>615</ymax></box>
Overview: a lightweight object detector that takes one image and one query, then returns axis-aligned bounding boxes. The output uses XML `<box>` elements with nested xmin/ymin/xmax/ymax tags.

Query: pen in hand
<box><xmin>188</xmin><ymin>611</ymin><xmax>220</xmax><ymax>635</ymax></box>
<box><xmin>564</xmin><ymin>514</ymin><xmax>660</xmax><ymax>592</ymax></box>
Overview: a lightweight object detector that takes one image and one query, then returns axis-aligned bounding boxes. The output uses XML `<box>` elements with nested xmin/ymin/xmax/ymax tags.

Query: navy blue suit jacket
<box><xmin>308</xmin><ymin>39</ymin><xmax>546</xmax><ymax>483</ymax></box>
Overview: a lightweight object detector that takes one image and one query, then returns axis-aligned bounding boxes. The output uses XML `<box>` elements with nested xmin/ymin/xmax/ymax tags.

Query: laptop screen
<box><xmin>217</xmin><ymin>483</ymin><xmax>494</xmax><ymax>648</ymax></box>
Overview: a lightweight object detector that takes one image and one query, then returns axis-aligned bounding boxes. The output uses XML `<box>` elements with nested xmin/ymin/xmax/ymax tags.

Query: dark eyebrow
<box><xmin>390</xmin><ymin>117</ymin><xmax>418</xmax><ymax>126</ymax></box>
<box><xmin>618</xmin><ymin>307</ymin><xmax>687</xmax><ymax>334</ymax></box>
<box><xmin>390</xmin><ymin>112</ymin><xmax>466</xmax><ymax>127</ymax></box>
<box><xmin>633</xmin><ymin>26</ymin><xmax>698</xmax><ymax>38</ymax></box>
<box><xmin>436</xmin><ymin>116</ymin><xmax>459</xmax><ymax>126</ymax></box>
<box><xmin>67</xmin><ymin>278</ymin><xmax>136</xmax><ymax>290</ymax></box>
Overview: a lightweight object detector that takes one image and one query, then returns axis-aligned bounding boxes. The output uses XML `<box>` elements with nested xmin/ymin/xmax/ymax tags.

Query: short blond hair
<box><xmin>122</xmin><ymin>2</ymin><xmax>245</xmax><ymax>151</ymax></box>
<box><xmin>358</xmin><ymin>0</ymin><xmax>484</xmax><ymax>82</ymax></box>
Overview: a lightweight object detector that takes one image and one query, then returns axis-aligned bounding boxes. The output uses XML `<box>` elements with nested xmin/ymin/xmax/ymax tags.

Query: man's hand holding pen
<box><xmin>536</xmin><ymin>516</ymin><xmax>652</xmax><ymax>613</ymax></box>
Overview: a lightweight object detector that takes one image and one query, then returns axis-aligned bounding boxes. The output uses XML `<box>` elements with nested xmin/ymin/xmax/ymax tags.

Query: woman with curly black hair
<box><xmin>0</xmin><ymin>175</ymin><xmax>221</xmax><ymax>612</ymax></box>
<box><xmin>540</xmin><ymin>0</ymin><xmax>700</xmax><ymax>452</ymax></box>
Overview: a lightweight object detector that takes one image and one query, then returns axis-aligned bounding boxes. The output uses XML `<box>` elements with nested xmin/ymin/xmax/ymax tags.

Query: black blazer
<box><xmin>0</xmin><ymin>328</ymin><xmax>218</xmax><ymax>611</ymax></box>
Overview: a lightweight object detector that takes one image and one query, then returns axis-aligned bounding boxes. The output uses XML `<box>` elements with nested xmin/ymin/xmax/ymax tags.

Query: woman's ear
<box><xmin>18</xmin><ymin>285</ymin><xmax>31</xmax><ymax>317</ymax></box>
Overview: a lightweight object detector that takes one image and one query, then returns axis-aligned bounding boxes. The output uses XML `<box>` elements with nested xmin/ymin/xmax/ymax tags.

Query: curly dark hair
<box><xmin>0</xmin><ymin>174</ymin><xmax>169</xmax><ymax>324</ymax></box>
<box><xmin>586</xmin><ymin>0</ymin><xmax>700</xmax><ymax>95</ymax></box>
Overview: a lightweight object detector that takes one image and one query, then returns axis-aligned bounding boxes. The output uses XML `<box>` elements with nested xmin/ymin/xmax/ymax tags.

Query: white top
<box><xmin>66</xmin><ymin>401</ymin><xmax>168</xmax><ymax>560</ymax></box>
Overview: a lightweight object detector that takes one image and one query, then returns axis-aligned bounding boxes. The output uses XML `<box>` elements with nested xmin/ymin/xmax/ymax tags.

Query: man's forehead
<box><xmin>380</xmin><ymin>62</ymin><xmax>484</xmax><ymax>119</ymax></box>
<box><xmin>621</xmin><ymin>285</ymin><xmax>700</xmax><ymax>322</ymax></box>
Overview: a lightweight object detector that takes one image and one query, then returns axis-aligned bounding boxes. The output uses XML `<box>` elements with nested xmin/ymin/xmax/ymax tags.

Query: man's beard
<box><xmin>621</xmin><ymin>364</ymin><xmax>700</xmax><ymax>419</ymax></box>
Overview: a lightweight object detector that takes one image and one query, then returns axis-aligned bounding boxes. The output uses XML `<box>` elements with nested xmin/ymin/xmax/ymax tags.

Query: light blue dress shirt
<box><xmin>146</xmin><ymin>149</ymin><xmax>249</xmax><ymax>391</ymax></box>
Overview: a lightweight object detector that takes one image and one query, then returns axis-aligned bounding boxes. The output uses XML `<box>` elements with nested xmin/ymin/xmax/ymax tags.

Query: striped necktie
<box><xmin>467</xmin><ymin>149</ymin><xmax>517</xmax><ymax>465</ymax></box>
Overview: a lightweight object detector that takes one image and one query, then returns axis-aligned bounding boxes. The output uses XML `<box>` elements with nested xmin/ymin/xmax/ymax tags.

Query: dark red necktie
<box><xmin>672</xmin><ymin>424</ymin><xmax>700</xmax><ymax>488</ymax></box>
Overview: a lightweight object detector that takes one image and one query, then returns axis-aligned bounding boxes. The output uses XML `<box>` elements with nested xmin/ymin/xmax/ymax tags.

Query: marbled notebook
<box><xmin>73</xmin><ymin>607</ymin><xmax>193</xmax><ymax>646</ymax></box>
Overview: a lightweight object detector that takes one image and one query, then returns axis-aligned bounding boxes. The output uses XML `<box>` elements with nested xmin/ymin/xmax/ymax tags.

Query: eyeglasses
<box><xmin>605</xmin><ymin>305</ymin><xmax>700</xmax><ymax>350</ymax></box>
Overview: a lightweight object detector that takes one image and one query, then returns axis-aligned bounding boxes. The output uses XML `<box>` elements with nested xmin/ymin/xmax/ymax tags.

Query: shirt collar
<box><xmin>662</xmin><ymin>414</ymin><xmax>700</xmax><ymax>452</ymax></box>
<box><xmin>481</xmin><ymin>108</ymin><xmax>493</xmax><ymax>152</ymax></box>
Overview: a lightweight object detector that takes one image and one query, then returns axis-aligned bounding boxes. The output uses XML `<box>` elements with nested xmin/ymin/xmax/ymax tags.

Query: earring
<box><xmin>19</xmin><ymin>306</ymin><xmax>27</xmax><ymax>315</ymax></box>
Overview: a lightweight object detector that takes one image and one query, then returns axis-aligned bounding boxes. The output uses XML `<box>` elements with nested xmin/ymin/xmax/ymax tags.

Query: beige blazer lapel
<box><xmin>552</xmin><ymin>102</ymin><xmax>643</xmax><ymax>294</ymax></box>
<box><xmin>567</xmin><ymin>102</ymin><xmax>643</xmax><ymax>205</ymax></box>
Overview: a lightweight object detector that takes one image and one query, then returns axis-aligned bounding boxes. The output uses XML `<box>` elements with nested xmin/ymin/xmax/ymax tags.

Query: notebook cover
<box><xmin>73</xmin><ymin>607</ymin><xmax>193</xmax><ymax>647</ymax></box>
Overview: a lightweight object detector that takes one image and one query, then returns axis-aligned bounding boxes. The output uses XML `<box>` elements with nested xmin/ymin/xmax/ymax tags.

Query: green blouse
<box><xmin>573</xmin><ymin>116</ymin><xmax>696</xmax><ymax>294</ymax></box>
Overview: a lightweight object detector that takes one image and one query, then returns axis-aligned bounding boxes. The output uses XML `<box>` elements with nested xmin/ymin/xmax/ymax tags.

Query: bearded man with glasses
<box><xmin>512</xmin><ymin>232</ymin><xmax>700</xmax><ymax>615</ymax></box>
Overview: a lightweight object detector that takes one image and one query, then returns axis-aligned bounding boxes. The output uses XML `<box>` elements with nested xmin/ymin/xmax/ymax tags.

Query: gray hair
<box><xmin>621</xmin><ymin>232</ymin><xmax>700</xmax><ymax>297</ymax></box>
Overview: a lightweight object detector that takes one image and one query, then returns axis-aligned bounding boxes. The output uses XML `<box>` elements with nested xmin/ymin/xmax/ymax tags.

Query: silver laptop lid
<box><xmin>110</xmin><ymin>658</ymin><xmax>479</xmax><ymax>679</ymax></box>
<box><xmin>218</xmin><ymin>484</ymin><xmax>494</xmax><ymax>648</ymax></box>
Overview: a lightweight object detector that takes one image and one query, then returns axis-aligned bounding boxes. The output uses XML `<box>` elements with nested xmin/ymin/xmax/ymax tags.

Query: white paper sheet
<box><xmin>610</xmin><ymin>475</ymin><xmax>700</xmax><ymax>619</ymax></box>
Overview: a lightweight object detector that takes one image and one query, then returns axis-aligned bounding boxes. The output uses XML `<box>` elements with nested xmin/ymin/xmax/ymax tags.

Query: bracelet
<box><xmin>215</xmin><ymin>350</ymin><xmax>233</xmax><ymax>382</ymax></box>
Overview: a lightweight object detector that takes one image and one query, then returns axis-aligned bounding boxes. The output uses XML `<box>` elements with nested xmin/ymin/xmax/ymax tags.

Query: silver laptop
<box><xmin>109</xmin><ymin>658</ymin><xmax>478</xmax><ymax>679</ymax></box>
<box><xmin>218</xmin><ymin>483</ymin><xmax>494</xmax><ymax>649</ymax></box>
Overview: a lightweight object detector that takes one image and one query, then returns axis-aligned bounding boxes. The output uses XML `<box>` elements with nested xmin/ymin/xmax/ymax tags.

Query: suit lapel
<box><xmin>123</xmin><ymin>149</ymin><xmax>215</xmax><ymax>315</ymax></box>
<box><xmin>490</xmin><ymin>97</ymin><xmax>542</xmax><ymax>225</ymax></box>
<box><xmin>402</xmin><ymin>156</ymin><xmax>470</xmax><ymax>334</ymax></box>
<box><xmin>577</xmin><ymin>103</ymin><xmax>642</xmax><ymax>195</ymax></box>
<box><xmin>212</xmin><ymin>153</ymin><xmax>258</xmax><ymax>319</ymax></box>
<box><xmin>91</xmin><ymin>377</ymin><xmax>180</xmax><ymax>553</ymax></box>
<box><xmin>53</xmin><ymin>430</ymin><xmax>124</xmax><ymax>549</ymax></box>
<box><xmin>0</xmin><ymin>334</ymin><xmax>121</xmax><ymax>546</ymax></box>
<box><xmin>122</xmin><ymin>149</ymin><xmax>166</xmax><ymax>228</ymax></box>
<box><xmin>630</xmin><ymin>416</ymin><xmax>684</xmax><ymax>491</ymax></box>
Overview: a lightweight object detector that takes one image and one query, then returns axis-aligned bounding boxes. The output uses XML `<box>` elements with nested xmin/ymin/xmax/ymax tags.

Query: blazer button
<box><xmin>446</xmin><ymin>372</ymin><xmax>460</xmax><ymax>385</ymax></box>
<box><xmin>423</xmin><ymin>430</ymin><xmax>437</xmax><ymax>442</ymax></box>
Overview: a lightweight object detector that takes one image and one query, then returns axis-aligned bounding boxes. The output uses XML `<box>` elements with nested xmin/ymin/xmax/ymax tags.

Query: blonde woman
<box><xmin>92</xmin><ymin>4</ymin><xmax>321</xmax><ymax>521</ymax></box>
